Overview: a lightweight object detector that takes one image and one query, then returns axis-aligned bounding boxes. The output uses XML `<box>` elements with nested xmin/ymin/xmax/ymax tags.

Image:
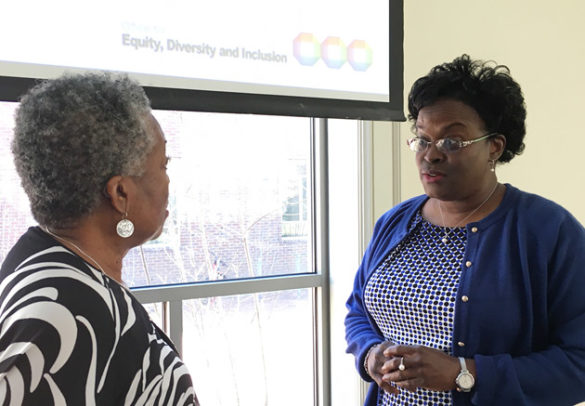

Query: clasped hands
<box><xmin>365</xmin><ymin>342</ymin><xmax>463</xmax><ymax>395</ymax></box>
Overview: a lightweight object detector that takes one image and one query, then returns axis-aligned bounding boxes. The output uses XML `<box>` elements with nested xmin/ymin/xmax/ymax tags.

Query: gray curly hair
<box><xmin>12</xmin><ymin>72</ymin><xmax>155</xmax><ymax>229</ymax></box>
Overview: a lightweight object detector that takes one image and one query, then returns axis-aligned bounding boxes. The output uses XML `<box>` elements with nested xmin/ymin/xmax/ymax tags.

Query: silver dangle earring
<box><xmin>116</xmin><ymin>212</ymin><xmax>134</xmax><ymax>238</ymax></box>
<box><xmin>489</xmin><ymin>160</ymin><xmax>496</xmax><ymax>172</ymax></box>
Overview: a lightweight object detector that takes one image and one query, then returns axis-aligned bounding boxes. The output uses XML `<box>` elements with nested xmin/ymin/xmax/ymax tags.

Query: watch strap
<box><xmin>458</xmin><ymin>356</ymin><xmax>468</xmax><ymax>372</ymax></box>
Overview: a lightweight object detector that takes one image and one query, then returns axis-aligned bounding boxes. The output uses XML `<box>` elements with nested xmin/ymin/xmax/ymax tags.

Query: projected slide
<box><xmin>0</xmin><ymin>0</ymin><xmax>390</xmax><ymax>102</ymax></box>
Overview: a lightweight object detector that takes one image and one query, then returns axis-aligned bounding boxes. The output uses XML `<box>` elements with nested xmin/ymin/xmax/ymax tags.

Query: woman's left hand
<box><xmin>381</xmin><ymin>344</ymin><xmax>464</xmax><ymax>392</ymax></box>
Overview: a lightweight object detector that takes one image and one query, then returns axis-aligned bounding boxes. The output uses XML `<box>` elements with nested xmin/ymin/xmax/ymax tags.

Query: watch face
<box><xmin>457</xmin><ymin>372</ymin><xmax>475</xmax><ymax>390</ymax></box>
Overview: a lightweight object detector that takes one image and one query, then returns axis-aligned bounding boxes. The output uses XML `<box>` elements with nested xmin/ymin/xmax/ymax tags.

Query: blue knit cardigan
<box><xmin>345</xmin><ymin>184</ymin><xmax>585</xmax><ymax>405</ymax></box>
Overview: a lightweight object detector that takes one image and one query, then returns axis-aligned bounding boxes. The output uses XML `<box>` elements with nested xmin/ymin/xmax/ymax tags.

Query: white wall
<box><xmin>373</xmin><ymin>0</ymin><xmax>585</xmax><ymax>225</ymax></box>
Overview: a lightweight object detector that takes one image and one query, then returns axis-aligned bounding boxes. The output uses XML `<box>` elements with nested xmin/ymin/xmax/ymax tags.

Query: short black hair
<box><xmin>408</xmin><ymin>54</ymin><xmax>526</xmax><ymax>163</ymax></box>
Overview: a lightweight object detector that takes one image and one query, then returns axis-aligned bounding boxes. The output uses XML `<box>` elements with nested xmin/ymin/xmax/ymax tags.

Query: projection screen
<box><xmin>0</xmin><ymin>0</ymin><xmax>404</xmax><ymax>120</ymax></box>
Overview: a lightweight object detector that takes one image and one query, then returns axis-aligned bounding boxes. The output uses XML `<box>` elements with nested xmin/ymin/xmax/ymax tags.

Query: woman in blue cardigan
<box><xmin>345</xmin><ymin>54</ymin><xmax>585</xmax><ymax>405</ymax></box>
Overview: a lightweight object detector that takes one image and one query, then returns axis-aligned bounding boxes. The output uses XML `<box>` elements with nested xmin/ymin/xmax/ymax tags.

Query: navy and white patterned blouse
<box><xmin>364</xmin><ymin>211</ymin><xmax>467</xmax><ymax>406</ymax></box>
<box><xmin>0</xmin><ymin>227</ymin><xmax>198</xmax><ymax>405</ymax></box>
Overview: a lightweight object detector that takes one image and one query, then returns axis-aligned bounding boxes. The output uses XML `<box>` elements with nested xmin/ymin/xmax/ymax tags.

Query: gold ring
<box><xmin>398</xmin><ymin>356</ymin><xmax>405</xmax><ymax>371</ymax></box>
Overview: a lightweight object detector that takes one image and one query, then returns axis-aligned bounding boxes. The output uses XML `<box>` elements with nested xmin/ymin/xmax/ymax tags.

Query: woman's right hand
<box><xmin>365</xmin><ymin>341</ymin><xmax>399</xmax><ymax>395</ymax></box>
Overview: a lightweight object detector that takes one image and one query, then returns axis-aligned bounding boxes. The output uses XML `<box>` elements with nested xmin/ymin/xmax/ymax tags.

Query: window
<box><xmin>0</xmin><ymin>102</ymin><xmax>36</xmax><ymax>264</ymax></box>
<box><xmin>123</xmin><ymin>111</ymin><xmax>313</xmax><ymax>286</ymax></box>
<box><xmin>281</xmin><ymin>159</ymin><xmax>308</xmax><ymax>237</ymax></box>
<box><xmin>181</xmin><ymin>290</ymin><xmax>314</xmax><ymax>405</ymax></box>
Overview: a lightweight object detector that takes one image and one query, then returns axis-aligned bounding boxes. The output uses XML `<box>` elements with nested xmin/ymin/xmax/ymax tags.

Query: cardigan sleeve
<box><xmin>344</xmin><ymin>235</ymin><xmax>385</xmax><ymax>381</ymax></box>
<box><xmin>470</xmin><ymin>211</ymin><xmax>585</xmax><ymax>406</ymax></box>
<box><xmin>344</xmin><ymin>213</ymin><xmax>390</xmax><ymax>382</ymax></box>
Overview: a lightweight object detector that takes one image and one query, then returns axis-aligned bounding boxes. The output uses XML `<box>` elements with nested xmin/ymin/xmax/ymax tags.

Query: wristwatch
<box><xmin>455</xmin><ymin>357</ymin><xmax>475</xmax><ymax>392</ymax></box>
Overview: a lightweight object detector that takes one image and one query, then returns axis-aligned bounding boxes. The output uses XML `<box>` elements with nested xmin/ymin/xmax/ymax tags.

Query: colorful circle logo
<box><xmin>293</xmin><ymin>34</ymin><xmax>373</xmax><ymax>71</ymax></box>
<box><xmin>293</xmin><ymin>33</ymin><xmax>321</xmax><ymax>66</ymax></box>
<box><xmin>321</xmin><ymin>36</ymin><xmax>347</xmax><ymax>69</ymax></box>
<box><xmin>347</xmin><ymin>40</ymin><xmax>373</xmax><ymax>71</ymax></box>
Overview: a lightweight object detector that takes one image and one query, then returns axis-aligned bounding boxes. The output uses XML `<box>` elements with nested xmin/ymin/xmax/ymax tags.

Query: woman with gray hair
<box><xmin>0</xmin><ymin>73</ymin><xmax>198</xmax><ymax>405</ymax></box>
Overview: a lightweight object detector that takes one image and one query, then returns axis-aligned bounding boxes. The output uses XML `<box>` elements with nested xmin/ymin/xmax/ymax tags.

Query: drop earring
<box><xmin>116</xmin><ymin>212</ymin><xmax>134</xmax><ymax>238</ymax></box>
<box><xmin>489</xmin><ymin>159</ymin><xmax>496</xmax><ymax>172</ymax></box>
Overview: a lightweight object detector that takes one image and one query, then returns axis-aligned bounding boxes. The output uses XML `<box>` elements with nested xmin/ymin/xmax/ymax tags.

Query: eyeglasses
<box><xmin>407</xmin><ymin>132</ymin><xmax>498</xmax><ymax>154</ymax></box>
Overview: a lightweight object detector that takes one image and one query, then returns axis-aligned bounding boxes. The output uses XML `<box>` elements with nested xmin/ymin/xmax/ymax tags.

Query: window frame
<box><xmin>131</xmin><ymin>117</ymin><xmax>332</xmax><ymax>405</ymax></box>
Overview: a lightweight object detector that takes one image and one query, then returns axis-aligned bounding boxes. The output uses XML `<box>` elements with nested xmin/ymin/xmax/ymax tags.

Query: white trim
<box><xmin>357</xmin><ymin>120</ymin><xmax>374</xmax><ymax>402</ymax></box>
<box><xmin>391</xmin><ymin>122</ymin><xmax>402</xmax><ymax>206</ymax></box>
<box><xmin>312</xmin><ymin>117</ymin><xmax>331</xmax><ymax>406</ymax></box>
<box><xmin>358</xmin><ymin>121</ymin><xmax>374</xmax><ymax>244</ymax></box>
<box><xmin>131</xmin><ymin>273</ymin><xmax>324</xmax><ymax>303</ymax></box>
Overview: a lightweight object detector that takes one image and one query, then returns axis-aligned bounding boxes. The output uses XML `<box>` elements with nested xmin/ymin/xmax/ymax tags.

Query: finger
<box><xmin>383</xmin><ymin>344</ymin><xmax>415</xmax><ymax>357</ymax></box>
<box><xmin>383</xmin><ymin>370</ymin><xmax>421</xmax><ymax>384</ymax></box>
<box><xmin>394</xmin><ymin>377</ymin><xmax>424</xmax><ymax>393</ymax></box>
<box><xmin>378</xmin><ymin>381</ymin><xmax>400</xmax><ymax>395</ymax></box>
<box><xmin>382</xmin><ymin>361</ymin><xmax>422</xmax><ymax>385</ymax></box>
<box><xmin>383</xmin><ymin>374</ymin><xmax>423</xmax><ymax>393</ymax></box>
<box><xmin>380</xmin><ymin>356</ymin><xmax>404</xmax><ymax>374</ymax></box>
